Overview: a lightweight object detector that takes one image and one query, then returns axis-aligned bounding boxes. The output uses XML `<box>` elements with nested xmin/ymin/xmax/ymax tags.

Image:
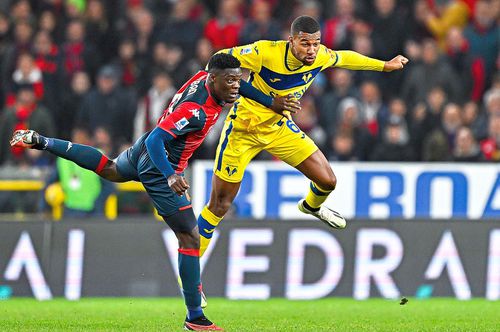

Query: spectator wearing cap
<box><xmin>76</xmin><ymin>64</ymin><xmax>137</xmax><ymax>152</ymax></box>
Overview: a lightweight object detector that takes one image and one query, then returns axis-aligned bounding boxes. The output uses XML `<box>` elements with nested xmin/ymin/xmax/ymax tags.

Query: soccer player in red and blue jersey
<box><xmin>10</xmin><ymin>53</ymin><xmax>300</xmax><ymax>331</ymax></box>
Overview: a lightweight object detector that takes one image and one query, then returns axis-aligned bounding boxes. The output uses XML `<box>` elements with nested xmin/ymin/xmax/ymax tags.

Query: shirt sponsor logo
<box><xmin>174</xmin><ymin>117</ymin><xmax>189</xmax><ymax>130</ymax></box>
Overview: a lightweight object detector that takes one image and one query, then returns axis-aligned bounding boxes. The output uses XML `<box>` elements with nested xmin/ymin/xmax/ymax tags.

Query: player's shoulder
<box><xmin>253</xmin><ymin>40</ymin><xmax>287</xmax><ymax>52</ymax></box>
<box><xmin>317</xmin><ymin>44</ymin><xmax>338</xmax><ymax>63</ymax></box>
<box><xmin>174</xmin><ymin>101</ymin><xmax>207</xmax><ymax>122</ymax></box>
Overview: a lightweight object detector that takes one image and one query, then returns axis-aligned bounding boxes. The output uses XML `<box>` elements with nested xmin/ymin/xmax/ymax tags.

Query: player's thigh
<box><xmin>266</xmin><ymin>119</ymin><xmax>318</xmax><ymax>167</ymax></box>
<box><xmin>137</xmin><ymin>154</ymin><xmax>193</xmax><ymax>225</ymax></box>
<box><xmin>295</xmin><ymin>149</ymin><xmax>337</xmax><ymax>190</ymax></box>
<box><xmin>213</xmin><ymin>120</ymin><xmax>263</xmax><ymax>183</ymax></box>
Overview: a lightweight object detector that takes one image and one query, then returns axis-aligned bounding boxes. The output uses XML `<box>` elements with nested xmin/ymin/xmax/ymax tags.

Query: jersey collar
<box><xmin>285</xmin><ymin>42</ymin><xmax>304</xmax><ymax>72</ymax></box>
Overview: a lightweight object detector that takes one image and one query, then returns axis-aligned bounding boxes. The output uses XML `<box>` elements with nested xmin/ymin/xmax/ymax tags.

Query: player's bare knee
<box><xmin>318</xmin><ymin>173</ymin><xmax>337</xmax><ymax>191</ymax></box>
<box><xmin>208</xmin><ymin>197</ymin><xmax>232</xmax><ymax>217</ymax></box>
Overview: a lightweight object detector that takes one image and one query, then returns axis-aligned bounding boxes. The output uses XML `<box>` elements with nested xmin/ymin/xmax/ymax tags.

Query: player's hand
<box><xmin>167</xmin><ymin>174</ymin><xmax>190</xmax><ymax>196</ymax></box>
<box><xmin>270</xmin><ymin>94</ymin><xmax>301</xmax><ymax>119</ymax></box>
<box><xmin>383</xmin><ymin>55</ymin><xmax>409</xmax><ymax>72</ymax></box>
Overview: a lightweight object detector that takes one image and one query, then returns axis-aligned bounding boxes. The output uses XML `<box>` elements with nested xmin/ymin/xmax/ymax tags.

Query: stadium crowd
<box><xmin>0</xmin><ymin>0</ymin><xmax>499</xmax><ymax>167</ymax></box>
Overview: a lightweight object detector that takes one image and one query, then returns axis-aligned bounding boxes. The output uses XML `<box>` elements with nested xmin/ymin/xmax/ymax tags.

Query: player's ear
<box><xmin>208</xmin><ymin>72</ymin><xmax>216</xmax><ymax>85</ymax></box>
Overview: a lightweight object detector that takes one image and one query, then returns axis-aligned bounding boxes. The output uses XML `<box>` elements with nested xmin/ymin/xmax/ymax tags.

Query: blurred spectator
<box><xmin>370</xmin><ymin>0</ymin><xmax>409</xmax><ymax>61</ymax></box>
<box><xmin>38</xmin><ymin>10</ymin><xmax>61</xmax><ymax>42</ymax></box>
<box><xmin>133</xmin><ymin>70</ymin><xmax>175</xmax><ymax>141</ymax></box>
<box><xmin>239</xmin><ymin>0</ymin><xmax>281</xmax><ymax>44</ymax></box>
<box><xmin>10</xmin><ymin>0</ymin><xmax>35</xmax><ymax>25</ymax></box>
<box><xmin>84</xmin><ymin>0</ymin><xmax>114</xmax><ymax>63</ymax></box>
<box><xmin>322</xmin><ymin>0</ymin><xmax>357</xmax><ymax>50</ymax></box>
<box><xmin>112</xmin><ymin>38</ymin><xmax>148</xmax><ymax>93</ymax></box>
<box><xmin>422</xmin><ymin>102</ymin><xmax>463</xmax><ymax>161</ymax></box>
<box><xmin>0</xmin><ymin>85</ymin><xmax>55</xmax><ymax>165</ymax></box>
<box><xmin>359</xmin><ymin>80</ymin><xmax>387</xmax><ymax>138</ymax></box>
<box><xmin>33</xmin><ymin>30</ymin><xmax>60</xmax><ymax>114</ymax></box>
<box><xmin>328</xmin><ymin>130</ymin><xmax>358</xmax><ymax>161</ymax></box>
<box><xmin>127</xmin><ymin>7</ymin><xmax>157</xmax><ymax>60</ymax></box>
<box><xmin>59</xmin><ymin>71</ymin><xmax>90</xmax><ymax>140</ymax></box>
<box><xmin>463</xmin><ymin>0</ymin><xmax>499</xmax><ymax>86</ymax></box>
<box><xmin>152</xmin><ymin>41</ymin><xmax>191</xmax><ymax>88</ymax></box>
<box><xmin>42</xmin><ymin>127</ymin><xmax>114</xmax><ymax>218</ymax></box>
<box><xmin>335</xmin><ymin>97</ymin><xmax>374</xmax><ymax>160</ymax></box>
<box><xmin>418</xmin><ymin>0</ymin><xmax>470</xmax><ymax>49</ymax></box>
<box><xmin>401</xmin><ymin>38</ymin><xmax>461</xmax><ymax>106</ymax></box>
<box><xmin>187</xmin><ymin>37</ymin><xmax>214</xmax><ymax>76</ymax></box>
<box><xmin>444</xmin><ymin>27</ymin><xmax>480</xmax><ymax>102</ymax></box>
<box><xmin>319</xmin><ymin>69</ymin><xmax>359</xmax><ymax>137</ymax></box>
<box><xmin>480</xmin><ymin>115</ymin><xmax>500</xmax><ymax>161</ymax></box>
<box><xmin>293</xmin><ymin>96</ymin><xmax>326</xmax><ymax>149</ymax></box>
<box><xmin>1</xmin><ymin>20</ymin><xmax>33</xmax><ymax>89</ymax></box>
<box><xmin>60</xmin><ymin>19</ymin><xmax>100</xmax><ymax>83</ymax></box>
<box><xmin>453</xmin><ymin>126</ymin><xmax>485</xmax><ymax>161</ymax></box>
<box><xmin>159</xmin><ymin>0</ymin><xmax>203</xmax><ymax>52</ymax></box>
<box><xmin>204</xmin><ymin>0</ymin><xmax>244</xmax><ymax>50</ymax></box>
<box><xmin>370</xmin><ymin>117</ymin><xmax>415</xmax><ymax>161</ymax></box>
<box><xmin>410</xmin><ymin>86</ymin><xmax>448</xmax><ymax>159</ymax></box>
<box><xmin>5</xmin><ymin>52</ymin><xmax>44</xmax><ymax>107</ymax></box>
<box><xmin>462</xmin><ymin>100</ymin><xmax>489</xmax><ymax>140</ymax></box>
<box><xmin>76</xmin><ymin>65</ymin><xmax>137</xmax><ymax>149</ymax></box>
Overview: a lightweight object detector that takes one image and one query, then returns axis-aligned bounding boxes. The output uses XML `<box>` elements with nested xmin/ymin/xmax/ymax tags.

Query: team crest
<box><xmin>302</xmin><ymin>72</ymin><xmax>312</xmax><ymax>83</ymax></box>
<box><xmin>174</xmin><ymin>117</ymin><xmax>189</xmax><ymax>130</ymax></box>
<box><xmin>225</xmin><ymin>165</ymin><xmax>238</xmax><ymax>176</ymax></box>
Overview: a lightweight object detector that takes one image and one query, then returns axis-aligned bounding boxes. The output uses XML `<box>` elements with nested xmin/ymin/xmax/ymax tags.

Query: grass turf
<box><xmin>0</xmin><ymin>298</ymin><xmax>498</xmax><ymax>331</ymax></box>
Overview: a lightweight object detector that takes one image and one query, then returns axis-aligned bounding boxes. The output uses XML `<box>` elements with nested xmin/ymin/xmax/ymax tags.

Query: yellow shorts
<box><xmin>213</xmin><ymin>117</ymin><xmax>318</xmax><ymax>183</ymax></box>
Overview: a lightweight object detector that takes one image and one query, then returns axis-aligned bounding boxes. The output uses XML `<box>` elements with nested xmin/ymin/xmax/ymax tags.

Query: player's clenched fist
<box><xmin>383</xmin><ymin>55</ymin><xmax>409</xmax><ymax>72</ymax></box>
<box><xmin>167</xmin><ymin>174</ymin><xmax>190</xmax><ymax>196</ymax></box>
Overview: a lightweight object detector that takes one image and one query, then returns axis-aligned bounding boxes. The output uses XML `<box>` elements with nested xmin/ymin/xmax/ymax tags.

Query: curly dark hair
<box><xmin>207</xmin><ymin>53</ymin><xmax>241</xmax><ymax>72</ymax></box>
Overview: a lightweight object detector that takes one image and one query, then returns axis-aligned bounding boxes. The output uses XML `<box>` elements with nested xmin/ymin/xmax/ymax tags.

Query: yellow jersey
<box><xmin>220</xmin><ymin>40</ymin><xmax>385</xmax><ymax>133</ymax></box>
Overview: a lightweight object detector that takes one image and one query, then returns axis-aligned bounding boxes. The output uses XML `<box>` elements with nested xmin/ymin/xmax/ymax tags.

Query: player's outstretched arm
<box><xmin>334</xmin><ymin>50</ymin><xmax>408</xmax><ymax>72</ymax></box>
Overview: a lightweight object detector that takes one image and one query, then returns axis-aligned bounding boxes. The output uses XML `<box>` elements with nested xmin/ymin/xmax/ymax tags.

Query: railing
<box><xmin>0</xmin><ymin>179</ymin><xmax>159</xmax><ymax>221</ymax></box>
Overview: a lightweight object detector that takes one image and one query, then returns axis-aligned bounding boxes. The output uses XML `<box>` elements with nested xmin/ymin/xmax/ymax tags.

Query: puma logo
<box><xmin>269</xmin><ymin>78</ymin><xmax>281</xmax><ymax>83</ymax></box>
<box><xmin>204</xmin><ymin>228</ymin><xmax>215</xmax><ymax>234</ymax></box>
<box><xmin>66</xmin><ymin>142</ymin><xmax>73</xmax><ymax>152</ymax></box>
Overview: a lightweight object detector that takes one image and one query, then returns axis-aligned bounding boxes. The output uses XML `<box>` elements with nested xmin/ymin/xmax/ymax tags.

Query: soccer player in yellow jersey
<box><xmin>197</xmin><ymin>15</ymin><xmax>409</xmax><ymax>255</ymax></box>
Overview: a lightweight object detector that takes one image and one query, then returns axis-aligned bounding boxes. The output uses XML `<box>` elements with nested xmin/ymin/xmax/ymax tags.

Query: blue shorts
<box><xmin>115</xmin><ymin>133</ymin><xmax>193</xmax><ymax>224</ymax></box>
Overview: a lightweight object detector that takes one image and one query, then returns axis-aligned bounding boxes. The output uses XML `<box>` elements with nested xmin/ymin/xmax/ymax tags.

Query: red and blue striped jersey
<box><xmin>156</xmin><ymin>71</ymin><xmax>224</xmax><ymax>173</ymax></box>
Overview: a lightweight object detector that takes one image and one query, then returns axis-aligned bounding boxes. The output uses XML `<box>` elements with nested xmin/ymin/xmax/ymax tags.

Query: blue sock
<box><xmin>178</xmin><ymin>248</ymin><xmax>203</xmax><ymax>320</ymax></box>
<box><xmin>41</xmin><ymin>136</ymin><xmax>109</xmax><ymax>174</ymax></box>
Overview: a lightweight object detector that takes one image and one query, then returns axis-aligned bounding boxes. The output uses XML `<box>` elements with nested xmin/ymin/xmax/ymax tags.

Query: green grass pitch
<box><xmin>1</xmin><ymin>298</ymin><xmax>498</xmax><ymax>331</ymax></box>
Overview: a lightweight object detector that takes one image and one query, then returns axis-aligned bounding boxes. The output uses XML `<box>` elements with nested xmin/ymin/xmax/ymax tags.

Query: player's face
<box><xmin>213</xmin><ymin>68</ymin><xmax>243</xmax><ymax>103</ymax></box>
<box><xmin>289</xmin><ymin>31</ymin><xmax>321</xmax><ymax>66</ymax></box>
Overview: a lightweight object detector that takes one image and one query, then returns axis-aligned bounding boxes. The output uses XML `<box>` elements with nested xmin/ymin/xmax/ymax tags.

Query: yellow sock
<box><xmin>305</xmin><ymin>182</ymin><xmax>333</xmax><ymax>209</ymax></box>
<box><xmin>198</xmin><ymin>206</ymin><xmax>223</xmax><ymax>256</ymax></box>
